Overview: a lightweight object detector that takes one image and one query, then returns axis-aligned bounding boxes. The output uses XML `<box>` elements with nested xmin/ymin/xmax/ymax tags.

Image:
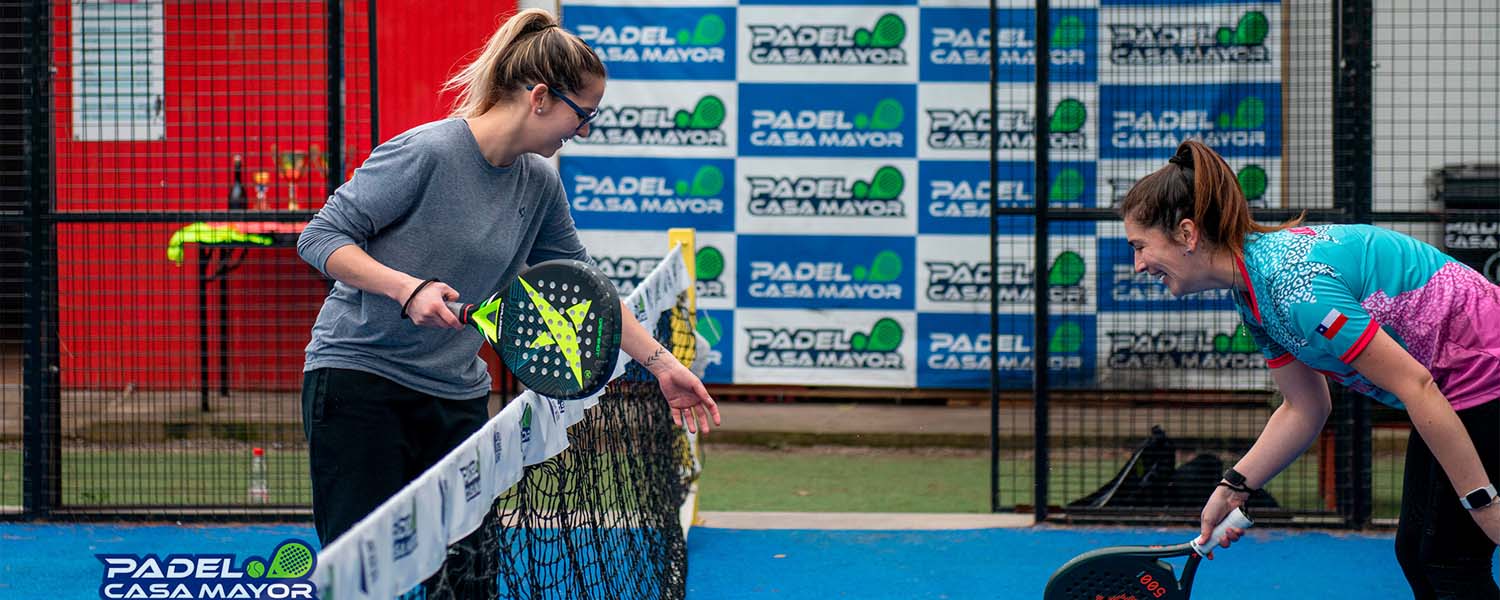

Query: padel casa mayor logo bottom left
<box><xmin>98</xmin><ymin>539</ymin><xmax>318</xmax><ymax>599</ymax></box>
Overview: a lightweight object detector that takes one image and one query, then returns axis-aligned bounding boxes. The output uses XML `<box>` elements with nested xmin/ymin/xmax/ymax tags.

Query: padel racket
<box><xmin>446</xmin><ymin>259</ymin><xmax>622</xmax><ymax>400</ymax></box>
<box><xmin>1044</xmin><ymin>508</ymin><xmax>1253</xmax><ymax>600</ymax></box>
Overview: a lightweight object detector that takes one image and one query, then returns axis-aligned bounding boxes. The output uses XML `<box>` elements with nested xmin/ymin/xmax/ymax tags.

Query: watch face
<box><xmin>1464</xmin><ymin>486</ymin><xmax>1496</xmax><ymax>509</ymax></box>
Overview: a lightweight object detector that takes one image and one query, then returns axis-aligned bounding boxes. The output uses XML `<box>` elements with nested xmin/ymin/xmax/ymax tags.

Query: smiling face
<box><xmin>1123</xmin><ymin>217</ymin><xmax>1207</xmax><ymax>297</ymax></box>
<box><xmin>531</xmin><ymin>77</ymin><xmax>604</xmax><ymax>157</ymax></box>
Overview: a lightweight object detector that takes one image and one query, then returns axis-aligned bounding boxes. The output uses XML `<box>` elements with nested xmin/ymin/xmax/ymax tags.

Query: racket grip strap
<box><xmin>1191</xmin><ymin>508</ymin><xmax>1253</xmax><ymax>557</ymax></box>
<box><xmin>445</xmin><ymin>301</ymin><xmax>474</xmax><ymax>325</ymax></box>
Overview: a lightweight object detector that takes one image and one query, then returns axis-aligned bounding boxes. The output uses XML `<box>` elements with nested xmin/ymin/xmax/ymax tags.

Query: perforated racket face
<box><xmin>1044</xmin><ymin>553</ymin><xmax>1188</xmax><ymax>600</ymax></box>
<box><xmin>490</xmin><ymin>260</ymin><xmax>622</xmax><ymax>400</ymax></box>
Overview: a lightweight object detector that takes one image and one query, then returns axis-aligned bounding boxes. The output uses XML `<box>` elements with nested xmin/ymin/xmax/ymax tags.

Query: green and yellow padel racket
<box><xmin>446</xmin><ymin>260</ymin><xmax>622</xmax><ymax>400</ymax></box>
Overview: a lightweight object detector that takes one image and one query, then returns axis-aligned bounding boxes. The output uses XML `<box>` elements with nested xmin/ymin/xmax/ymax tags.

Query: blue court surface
<box><xmin>1</xmin><ymin>522</ymin><xmax>1493</xmax><ymax>598</ymax></box>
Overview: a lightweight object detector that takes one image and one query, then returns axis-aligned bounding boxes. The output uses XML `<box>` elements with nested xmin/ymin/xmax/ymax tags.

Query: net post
<box><xmin>668</xmin><ymin>228</ymin><xmax>697</xmax><ymax>315</ymax></box>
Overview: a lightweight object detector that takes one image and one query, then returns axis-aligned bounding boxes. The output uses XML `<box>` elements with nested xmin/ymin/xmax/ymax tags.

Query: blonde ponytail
<box><xmin>443</xmin><ymin>9</ymin><xmax>606</xmax><ymax>118</ymax></box>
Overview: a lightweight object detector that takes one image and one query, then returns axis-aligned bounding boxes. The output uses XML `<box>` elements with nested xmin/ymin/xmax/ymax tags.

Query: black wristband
<box><xmin>1217</xmin><ymin>480</ymin><xmax>1253</xmax><ymax>494</ymax></box>
<box><xmin>400</xmin><ymin>278</ymin><xmax>441</xmax><ymax>320</ymax></box>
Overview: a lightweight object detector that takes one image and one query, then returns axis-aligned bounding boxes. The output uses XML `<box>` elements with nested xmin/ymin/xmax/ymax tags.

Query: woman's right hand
<box><xmin>402</xmin><ymin>279</ymin><xmax>463</xmax><ymax>329</ymax></box>
<box><xmin>1196</xmin><ymin>484</ymin><xmax>1250</xmax><ymax>555</ymax></box>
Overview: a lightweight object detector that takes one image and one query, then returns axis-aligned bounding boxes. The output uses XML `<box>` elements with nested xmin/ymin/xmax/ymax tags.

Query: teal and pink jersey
<box><xmin>1234</xmin><ymin>224</ymin><xmax>1500</xmax><ymax>410</ymax></box>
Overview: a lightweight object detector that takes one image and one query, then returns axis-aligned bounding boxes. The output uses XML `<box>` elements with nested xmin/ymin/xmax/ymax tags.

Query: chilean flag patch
<box><xmin>1315</xmin><ymin>308</ymin><xmax>1348</xmax><ymax>339</ymax></box>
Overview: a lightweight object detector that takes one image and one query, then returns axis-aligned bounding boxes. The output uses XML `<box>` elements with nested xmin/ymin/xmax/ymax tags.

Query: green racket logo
<box><xmin>1048</xmin><ymin>321</ymin><xmax>1085</xmax><ymax>354</ymax></box>
<box><xmin>674</xmin><ymin>95</ymin><xmax>727</xmax><ymax>130</ymax></box>
<box><xmin>854</xmin><ymin>98</ymin><xmax>905</xmax><ymax>131</ymax></box>
<box><xmin>854</xmin><ymin>13</ymin><xmax>907</xmax><ymax>49</ymax></box>
<box><xmin>1217</xmin><ymin>97</ymin><xmax>1266</xmax><ymax>130</ymax></box>
<box><xmin>1052</xmin><ymin>15</ymin><xmax>1087</xmax><ymax>50</ymax></box>
<box><xmin>1049</xmin><ymin>98</ymin><xmax>1087</xmax><ymax>134</ymax></box>
<box><xmin>853</xmin><ymin>166</ymin><xmax>906</xmax><ymax>200</ymax></box>
<box><xmin>854</xmin><ymin>250</ymin><xmax>903</xmax><ymax>283</ymax></box>
<box><xmin>242</xmin><ymin>540</ymin><xmax>316</xmax><ymax>580</ymax></box>
<box><xmin>1238</xmin><ymin>164</ymin><xmax>1268</xmax><ymax>201</ymax></box>
<box><xmin>1048</xmin><ymin>251</ymin><xmax>1086</xmax><ymax>286</ymax></box>
<box><xmin>1217</xmin><ymin>11</ymin><xmax>1270</xmax><ymax>46</ymax></box>
<box><xmin>696</xmin><ymin>246</ymin><xmax>725</xmax><ymax>281</ymax></box>
<box><xmin>850</xmin><ymin>317</ymin><xmax>904</xmax><ymax>352</ymax></box>
<box><xmin>1049</xmin><ymin>168</ymin><xmax>1086</xmax><ymax>203</ymax></box>
<box><xmin>675</xmin><ymin>165</ymin><xmax>725</xmax><ymax>197</ymax></box>
<box><xmin>1214</xmin><ymin>324</ymin><xmax>1260</xmax><ymax>353</ymax></box>
<box><xmin>678</xmin><ymin>14</ymin><xmax>727</xmax><ymax>46</ymax></box>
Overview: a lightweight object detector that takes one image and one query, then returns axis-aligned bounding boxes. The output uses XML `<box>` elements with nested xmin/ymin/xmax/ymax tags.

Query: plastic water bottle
<box><xmin>248</xmin><ymin>447</ymin><xmax>270</xmax><ymax>504</ymax></box>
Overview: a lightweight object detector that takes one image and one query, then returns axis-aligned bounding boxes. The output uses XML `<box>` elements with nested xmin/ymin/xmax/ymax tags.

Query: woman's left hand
<box><xmin>653</xmin><ymin>361</ymin><xmax>721</xmax><ymax>434</ymax></box>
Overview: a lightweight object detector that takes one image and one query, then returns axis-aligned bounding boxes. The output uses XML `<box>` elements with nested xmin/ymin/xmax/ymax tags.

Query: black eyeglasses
<box><xmin>527</xmin><ymin>84</ymin><xmax>598</xmax><ymax>133</ymax></box>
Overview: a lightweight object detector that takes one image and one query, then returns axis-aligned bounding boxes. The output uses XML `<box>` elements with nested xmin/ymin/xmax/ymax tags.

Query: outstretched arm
<box><xmin>618</xmin><ymin>301</ymin><xmax>721</xmax><ymax>434</ymax></box>
<box><xmin>1197</xmin><ymin>359</ymin><xmax>1331</xmax><ymax>548</ymax></box>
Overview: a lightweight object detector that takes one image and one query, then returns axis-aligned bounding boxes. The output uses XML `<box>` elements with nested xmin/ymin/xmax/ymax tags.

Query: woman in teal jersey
<box><xmin>1120</xmin><ymin>140</ymin><xmax>1499</xmax><ymax>598</ymax></box>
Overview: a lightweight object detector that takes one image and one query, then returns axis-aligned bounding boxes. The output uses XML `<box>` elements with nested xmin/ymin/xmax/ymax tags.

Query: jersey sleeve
<box><xmin>1242</xmin><ymin>316</ymin><xmax>1294</xmax><ymax>367</ymax></box>
<box><xmin>1279</xmin><ymin>271</ymin><xmax>1381</xmax><ymax>365</ymax></box>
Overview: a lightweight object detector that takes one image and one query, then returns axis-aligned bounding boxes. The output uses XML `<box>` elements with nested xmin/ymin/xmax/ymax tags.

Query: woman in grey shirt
<box><xmin>296</xmin><ymin>8</ymin><xmax>720</xmax><ymax>546</ymax></box>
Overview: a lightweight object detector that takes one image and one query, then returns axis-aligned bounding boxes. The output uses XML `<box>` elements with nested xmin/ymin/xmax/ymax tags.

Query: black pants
<box><xmin>301</xmin><ymin>367</ymin><xmax>489</xmax><ymax>545</ymax></box>
<box><xmin>1396</xmin><ymin>399</ymin><xmax>1500</xmax><ymax>599</ymax></box>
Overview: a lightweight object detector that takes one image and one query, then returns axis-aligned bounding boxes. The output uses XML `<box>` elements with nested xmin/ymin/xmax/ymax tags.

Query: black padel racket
<box><xmin>446</xmin><ymin>259</ymin><xmax>622</xmax><ymax>400</ymax></box>
<box><xmin>1044</xmin><ymin>508</ymin><xmax>1253</xmax><ymax>600</ymax></box>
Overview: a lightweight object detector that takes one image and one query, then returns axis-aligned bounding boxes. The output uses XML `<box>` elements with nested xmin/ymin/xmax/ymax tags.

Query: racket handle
<box><xmin>446</xmin><ymin>301</ymin><xmax>474</xmax><ymax>325</ymax></box>
<box><xmin>1191</xmin><ymin>508</ymin><xmax>1253</xmax><ymax>557</ymax></box>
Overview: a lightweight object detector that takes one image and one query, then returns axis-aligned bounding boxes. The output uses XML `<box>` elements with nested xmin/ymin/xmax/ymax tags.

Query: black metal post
<box><xmin>1332</xmin><ymin>0</ymin><xmax>1374</xmax><ymax>528</ymax></box>
<box><xmin>327</xmin><ymin>0</ymin><xmax>346</xmax><ymax>195</ymax></box>
<box><xmin>22</xmin><ymin>0</ymin><xmax>60</xmax><ymax>517</ymax></box>
<box><xmin>988</xmin><ymin>0</ymin><xmax>1001</xmax><ymax>514</ymax></box>
<box><xmin>1032</xmin><ymin>0</ymin><xmax>1052</xmax><ymax>523</ymax></box>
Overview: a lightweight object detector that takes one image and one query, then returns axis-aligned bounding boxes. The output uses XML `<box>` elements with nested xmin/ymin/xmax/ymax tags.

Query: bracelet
<box><xmin>400</xmin><ymin>278</ymin><xmax>441</xmax><ymax>320</ymax></box>
<box><xmin>1217</xmin><ymin>480</ymin><xmax>1254</xmax><ymax>494</ymax></box>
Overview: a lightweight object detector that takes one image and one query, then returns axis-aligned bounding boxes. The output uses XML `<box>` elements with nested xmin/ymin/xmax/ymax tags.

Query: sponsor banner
<box><xmin>734</xmin><ymin>309</ymin><xmax>917</xmax><ymax>387</ymax></box>
<box><xmin>917</xmin><ymin>312</ymin><xmax>1096</xmax><ymax>389</ymax></box>
<box><xmin>1098</xmin><ymin>158</ymin><xmax>1279</xmax><ymax>209</ymax></box>
<box><xmin>1100</xmin><ymin>83</ymin><xmax>1282</xmax><ymax>159</ymax></box>
<box><xmin>918</xmin><ymin>159</ymin><xmax>1098</xmax><ymax>235</ymax></box>
<box><xmin>567</xmin><ymin>80</ymin><xmax>737</xmax><ymax>158</ymax></box>
<box><xmin>569</xmin><ymin>6</ymin><xmax>736</xmax><ymax>80</ymax></box>
<box><xmin>738</xmin><ymin>234</ymin><xmax>916</xmax><ymax>310</ymax></box>
<box><xmin>738</xmin><ymin>6</ymin><xmax>918</xmax><ymax>82</ymax></box>
<box><xmin>1100</xmin><ymin>0</ymin><xmax>1277</xmax><ymax>6</ymax></box>
<box><xmin>1096</xmin><ymin>311</ymin><xmax>1273</xmax><ymax>390</ymax></box>
<box><xmin>577</xmin><ymin>230</ymin><xmax>737</xmax><ymax>310</ymax></box>
<box><xmin>920</xmin><ymin>0</ymin><xmax>1100</xmax><ymax>7</ymax></box>
<box><xmin>743</xmin><ymin>0</ymin><xmax>916</xmax><ymax>5</ymax></box>
<box><xmin>920</xmin><ymin>7</ymin><xmax>1098</xmax><ymax>83</ymax></box>
<box><xmin>739</xmin><ymin>83</ymin><xmax>918</xmax><ymax>158</ymax></box>
<box><xmin>696</xmin><ymin>308</ymin><xmax>735</xmax><ymax>383</ymax></box>
<box><xmin>736</xmin><ymin>158</ymin><xmax>917</xmax><ymax>235</ymax></box>
<box><xmin>561</xmin><ymin>157</ymin><xmax>735</xmax><ymax>232</ymax></box>
<box><xmin>918</xmin><ymin>82</ymin><xmax>1098</xmax><ymax>161</ymax></box>
<box><xmin>1099</xmin><ymin>4</ymin><xmax>1281</xmax><ymax>84</ymax></box>
<box><xmin>917</xmin><ymin>233</ymin><xmax>1097</xmax><ymax>314</ymax></box>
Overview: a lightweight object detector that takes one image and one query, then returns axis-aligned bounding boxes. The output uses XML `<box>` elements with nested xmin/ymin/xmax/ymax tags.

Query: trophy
<box><xmin>277</xmin><ymin>149</ymin><xmax>309</xmax><ymax>211</ymax></box>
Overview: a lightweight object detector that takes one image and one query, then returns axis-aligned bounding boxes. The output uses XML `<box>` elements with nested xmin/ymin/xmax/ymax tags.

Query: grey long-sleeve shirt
<box><xmin>297</xmin><ymin>118</ymin><xmax>590</xmax><ymax>399</ymax></box>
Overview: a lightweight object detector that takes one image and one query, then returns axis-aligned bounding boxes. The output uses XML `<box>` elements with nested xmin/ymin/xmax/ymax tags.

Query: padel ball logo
<box><xmin>1109</xmin><ymin>11</ymin><xmax>1271</xmax><ymax>66</ymax></box>
<box><xmin>747</xmin><ymin>13</ymin><xmax>907</xmax><ymax>66</ymax></box>
<box><xmin>745</xmin><ymin>318</ymin><xmax>904</xmax><ymax>369</ymax></box>
<box><xmin>746</xmin><ymin>165</ymin><xmax>906</xmax><ymax>218</ymax></box>
<box><xmin>926</xmin><ymin>97</ymin><xmax>1088</xmax><ymax>151</ymax></box>
<box><xmin>1105</xmin><ymin>324</ymin><xmax>1263</xmax><ymax>370</ymax></box>
<box><xmin>920</xmin><ymin>161</ymin><xmax>1095</xmax><ymax>235</ymax></box>
<box><xmin>921</xmin><ymin>315</ymin><xmax>1090</xmax><ymax>378</ymax></box>
<box><xmin>572</xmin><ymin>7</ymin><xmax>733</xmax><ymax>80</ymax></box>
<box><xmin>740</xmin><ymin>84</ymin><xmax>916</xmax><ymax>157</ymax></box>
<box><xmin>1106</xmin><ymin>163</ymin><xmax>1269</xmax><ymax>208</ymax></box>
<box><xmin>97</xmin><ymin>539</ymin><xmax>317</xmax><ymax>599</ymax></box>
<box><xmin>578</xmin><ymin>95</ymin><xmax>728</xmax><ymax>147</ymax></box>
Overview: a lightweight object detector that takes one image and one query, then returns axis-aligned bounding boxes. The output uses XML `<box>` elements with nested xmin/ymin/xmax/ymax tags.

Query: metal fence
<box><xmin>6</xmin><ymin>0</ymin><xmax>1498</xmax><ymax>527</ymax></box>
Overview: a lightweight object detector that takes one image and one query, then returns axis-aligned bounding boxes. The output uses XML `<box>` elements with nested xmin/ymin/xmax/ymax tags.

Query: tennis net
<box><xmin>311</xmin><ymin>241</ymin><xmax>703</xmax><ymax>599</ymax></box>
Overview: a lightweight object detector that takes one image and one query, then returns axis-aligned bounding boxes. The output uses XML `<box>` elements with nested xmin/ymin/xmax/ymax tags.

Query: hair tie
<box><xmin>400</xmin><ymin>278</ymin><xmax>442</xmax><ymax>320</ymax></box>
<box><xmin>1168</xmin><ymin>153</ymin><xmax>1192</xmax><ymax>168</ymax></box>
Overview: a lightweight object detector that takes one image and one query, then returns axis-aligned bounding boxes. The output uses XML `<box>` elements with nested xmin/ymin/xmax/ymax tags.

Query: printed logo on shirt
<box><xmin>1315</xmin><ymin>308</ymin><xmax>1348</xmax><ymax>340</ymax></box>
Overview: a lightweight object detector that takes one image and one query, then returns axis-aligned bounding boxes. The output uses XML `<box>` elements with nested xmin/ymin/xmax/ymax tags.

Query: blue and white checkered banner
<box><xmin>562</xmin><ymin>0</ymin><xmax>1280</xmax><ymax>390</ymax></box>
